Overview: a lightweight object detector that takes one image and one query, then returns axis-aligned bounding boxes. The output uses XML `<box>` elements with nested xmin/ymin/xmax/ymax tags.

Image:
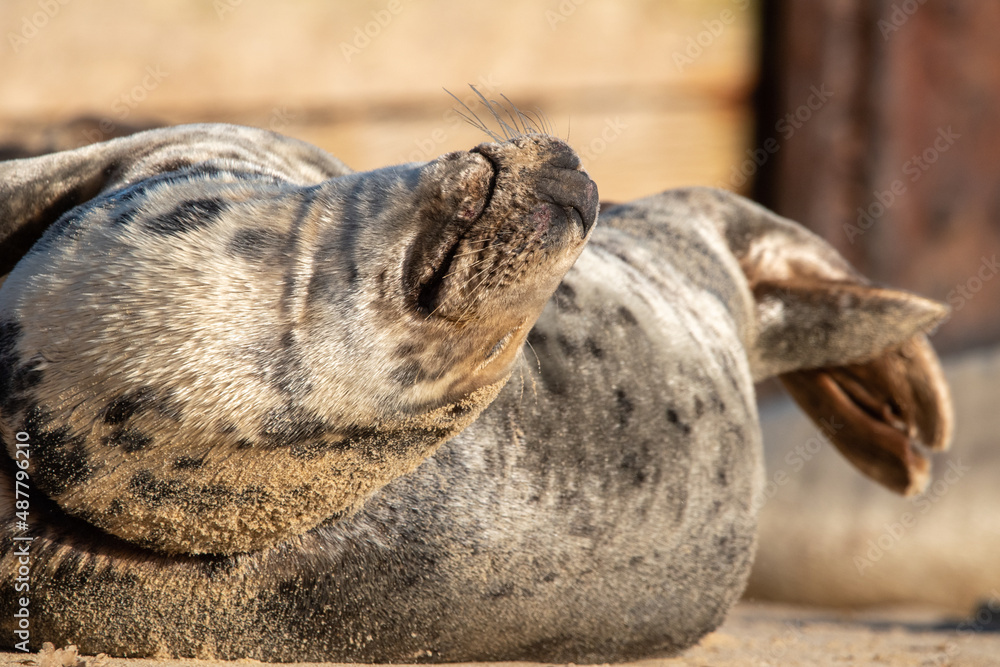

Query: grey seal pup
<box><xmin>0</xmin><ymin>116</ymin><xmax>951</xmax><ymax>661</ymax></box>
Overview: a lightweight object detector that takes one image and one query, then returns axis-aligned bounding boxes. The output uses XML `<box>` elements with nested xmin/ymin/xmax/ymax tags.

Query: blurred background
<box><xmin>2</xmin><ymin>0</ymin><xmax>999</xmax><ymax>622</ymax></box>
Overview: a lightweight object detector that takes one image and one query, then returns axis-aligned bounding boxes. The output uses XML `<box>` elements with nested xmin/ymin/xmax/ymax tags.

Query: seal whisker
<box><xmin>518</xmin><ymin>344</ymin><xmax>541</xmax><ymax>406</ymax></box>
<box><xmin>485</xmin><ymin>101</ymin><xmax>516</xmax><ymax>140</ymax></box>
<box><xmin>499</xmin><ymin>94</ymin><xmax>528</xmax><ymax>136</ymax></box>
<box><xmin>532</xmin><ymin>107</ymin><xmax>553</xmax><ymax>136</ymax></box>
<box><xmin>524</xmin><ymin>337</ymin><xmax>542</xmax><ymax>373</ymax></box>
<box><xmin>441</xmin><ymin>255</ymin><xmax>493</xmax><ymax>282</ymax></box>
<box><xmin>450</xmin><ymin>239</ymin><xmax>495</xmax><ymax>259</ymax></box>
<box><xmin>445</xmin><ymin>87</ymin><xmax>504</xmax><ymax>142</ymax></box>
<box><xmin>501</xmin><ymin>94</ymin><xmax>540</xmax><ymax>136</ymax></box>
<box><xmin>470</xmin><ymin>86</ymin><xmax>521</xmax><ymax>141</ymax></box>
<box><xmin>450</xmin><ymin>247</ymin><xmax>488</xmax><ymax>259</ymax></box>
<box><xmin>430</xmin><ymin>266</ymin><xmax>490</xmax><ymax>322</ymax></box>
<box><xmin>451</xmin><ymin>262</ymin><xmax>507</xmax><ymax>322</ymax></box>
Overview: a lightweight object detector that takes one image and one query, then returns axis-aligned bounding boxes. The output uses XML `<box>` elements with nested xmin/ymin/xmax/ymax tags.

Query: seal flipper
<box><xmin>677</xmin><ymin>186</ymin><xmax>954</xmax><ymax>495</ymax></box>
<box><xmin>779</xmin><ymin>334</ymin><xmax>952</xmax><ymax>495</ymax></box>
<box><xmin>743</xmin><ymin>258</ymin><xmax>952</xmax><ymax>496</ymax></box>
<box><xmin>749</xmin><ymin>278</ymin><xmax>949</xmax><ymax>379</ymax></box>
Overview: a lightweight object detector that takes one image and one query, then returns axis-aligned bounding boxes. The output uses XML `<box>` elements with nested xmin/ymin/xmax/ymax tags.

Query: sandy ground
<box><xmin>4</xmin><ymin>601</ymin><xmax>1000</xmax><ymax>667</ymax></box>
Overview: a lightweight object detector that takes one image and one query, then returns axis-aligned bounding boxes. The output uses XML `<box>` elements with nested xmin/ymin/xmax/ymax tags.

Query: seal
<box><xmin>0</xmin><ymin>112</ymin><xmax>951</xmax><ymax>661</ymax></box>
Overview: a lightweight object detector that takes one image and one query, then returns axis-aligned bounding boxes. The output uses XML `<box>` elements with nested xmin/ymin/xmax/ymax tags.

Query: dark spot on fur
<box><xmin>666</xmin><ymin>408</ymin><xmax>692</xmax><ymax>434</ymax></box>
<box><xmin>127</xmin><ymin>471</ymin><xmax>268</xmax><ymax>515</ymax></box>
<box><xmin>105</xmin><ymin>426</ymin><xmax>153</xmax><ymax>453</ymax></box>
<box><xmin>526</xmin><ymin>328</ymin><xmax>569</xmax><ymax>395</ymax></box>
<box><xmin>394</xmin><ymin>341</ymin><xmax>426</xmax><ymax>358</ymax></box>
<box><xmin>486</xmin><ymin>582</ymin><xmax>516</xmax><ymax>599</ymax></box>
<box><xmin>552</xmin><ymin>282</ymin><xmax>580</xmax><ymax>312</ymax></box>
<box><xmin>619</xmin><ymin>452</ymin><xmax>647</xmax><ymax>486</ymax></box>
<box><xmin>228</xmin><ymin>228</ymin><xmax>285</xmax><ymax>261</ymax></box>
<box><xmin>615</xmin><ymin>389</ymin><xmax>634</xmax><ymax>427</ymax></box>
<box><xmin>716</xmin><ymin>468</ymin><xmax>729</xmax><ymax>486</ymax></box>
<box><xmin>618</xmin><ymin>306</ymin><xmax>638</xmax><ymax>326</ymax></box>
<box><xmin>146</xmin><ymin>198</ymin><xmax>227</xmax><ymax>236</ymax></box>
<box><xmin>50</xmin><ymin>550</ymin><xmax>87</xmax><ymax>589</ymax></box>
<box><xmin>277</xmin><ymin>580</ymin><xmax>300</xmax><ymax>596</ymax></box>
<box><xmin>448</xmin><ymin>402</ymin><xmax>473</xmax><ymax>417</ymax></box>
<box><xmin>106</xmin><ymin>498</ymin><xmax>126</xmax><ymax>517</ymax></box>
<box><xmin>22</xmin><ymin>405</ymin><xmax>95</xmax><ymax>496</ymax></box>
<box><xmin>556</xmin><ymin>333</ymin><xmax>576</xmax><ymax>355</ymax></box>
<box><xmin>200</xmin><ymin>555</ymin><xmax>240</xmax><ymax>579</ymax></box>
<box><xmin>102</xmin><ymin>386</ymin><xmax>155</xmax><ymax>425</ymax></box>
<box><xmin>270</xmin><ymin>332</ymin><xmax>311</xmax><ymax>395</ymax></box>
<box><xmin>173</xmin><ymin>456</ymin><xmax>204</xmax><ymax>470</ymax></box>
<box><xmin>259</xmin><ymin>404</ymin><xmax>334</xmax><ymax>449</ymax></box>
<box><xmin>236</xmin><ymin>438</ymin><xmax>255</xmax><ymax>450</ymax></box>
<box><xmin>585</xmin><ymin>338</ymin><xmax>604</xmax><ymax>359</ymax></box>
<box><xmin>0</xmin><ymin>328</ymin><xmax>43</xmax><ymax>417</ymax></box>
<box><xmin>112</xmin><ymin>207</ymin><xmax>139</xmax><ymax>227</ymax></box>
<box><xmin>694</xmin><ymin>396</ymin><xmax>705</xmax><ymax>418</ymax></box>
<box><xmin>205</xmin><ymin>483</ymin><xmax>261</xmax><ymax>508</ymax></box>
<box><xmin>129</xmin><ymin>470</ymin><xmax>182</xmax><ymax>508</ymax></box>
<box><xmin>391</xmin><ymin>360</ymin><xmax>423</xmax><ymax>386</ymax></box>
<box><xmin>155</xmin><ymin>158</ymin><xmax>193</xmax><ymax>174</ymax></box>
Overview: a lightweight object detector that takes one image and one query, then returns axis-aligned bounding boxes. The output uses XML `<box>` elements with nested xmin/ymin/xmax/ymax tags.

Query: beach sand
<box><xmin>6</xmin><ymin>601</ymin><xmax>1000</xmax><ymax>667</ymax></box>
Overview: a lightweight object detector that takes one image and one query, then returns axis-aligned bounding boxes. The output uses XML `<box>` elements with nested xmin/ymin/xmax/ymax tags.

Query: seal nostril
<box><xmin>538</xmin><ymin>171</ymin><xmax>599</xmax><ymax>238</ymax></box>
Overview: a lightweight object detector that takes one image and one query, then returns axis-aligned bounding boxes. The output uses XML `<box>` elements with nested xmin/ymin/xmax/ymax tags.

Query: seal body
<box><xmin>0</xmin><ymin>124</ymin><xmax>951</xmax><ymax>661</ymax></box>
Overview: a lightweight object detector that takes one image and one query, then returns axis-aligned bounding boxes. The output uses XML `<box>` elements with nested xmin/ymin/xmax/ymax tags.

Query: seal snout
<box><xmin>403</xmin><ymin>134</ymin><xmax>598</xmax><ymax>321</ymax></box>
<box><xmin>473</xmin><ymin>134</ymin><xmax>599</xmax><ymax>239</ymax></box>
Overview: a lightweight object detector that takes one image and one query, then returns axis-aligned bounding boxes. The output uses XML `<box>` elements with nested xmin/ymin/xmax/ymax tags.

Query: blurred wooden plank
<box><xmin>0</xmin><ymin>0</ymin><xmax>756</xmax><ymax>117</ymax></box>
<box><xmin>0</xmin><ymin>0</ymin><xmax>760</xmax><ymax>203</ymax></box>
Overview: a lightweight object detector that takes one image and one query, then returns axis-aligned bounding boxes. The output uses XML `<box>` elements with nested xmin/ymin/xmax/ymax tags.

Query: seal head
<box><xmin>0</xmin><ymin>130</ymin><xmax>598</xmax><ymax>555</ymax></box>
